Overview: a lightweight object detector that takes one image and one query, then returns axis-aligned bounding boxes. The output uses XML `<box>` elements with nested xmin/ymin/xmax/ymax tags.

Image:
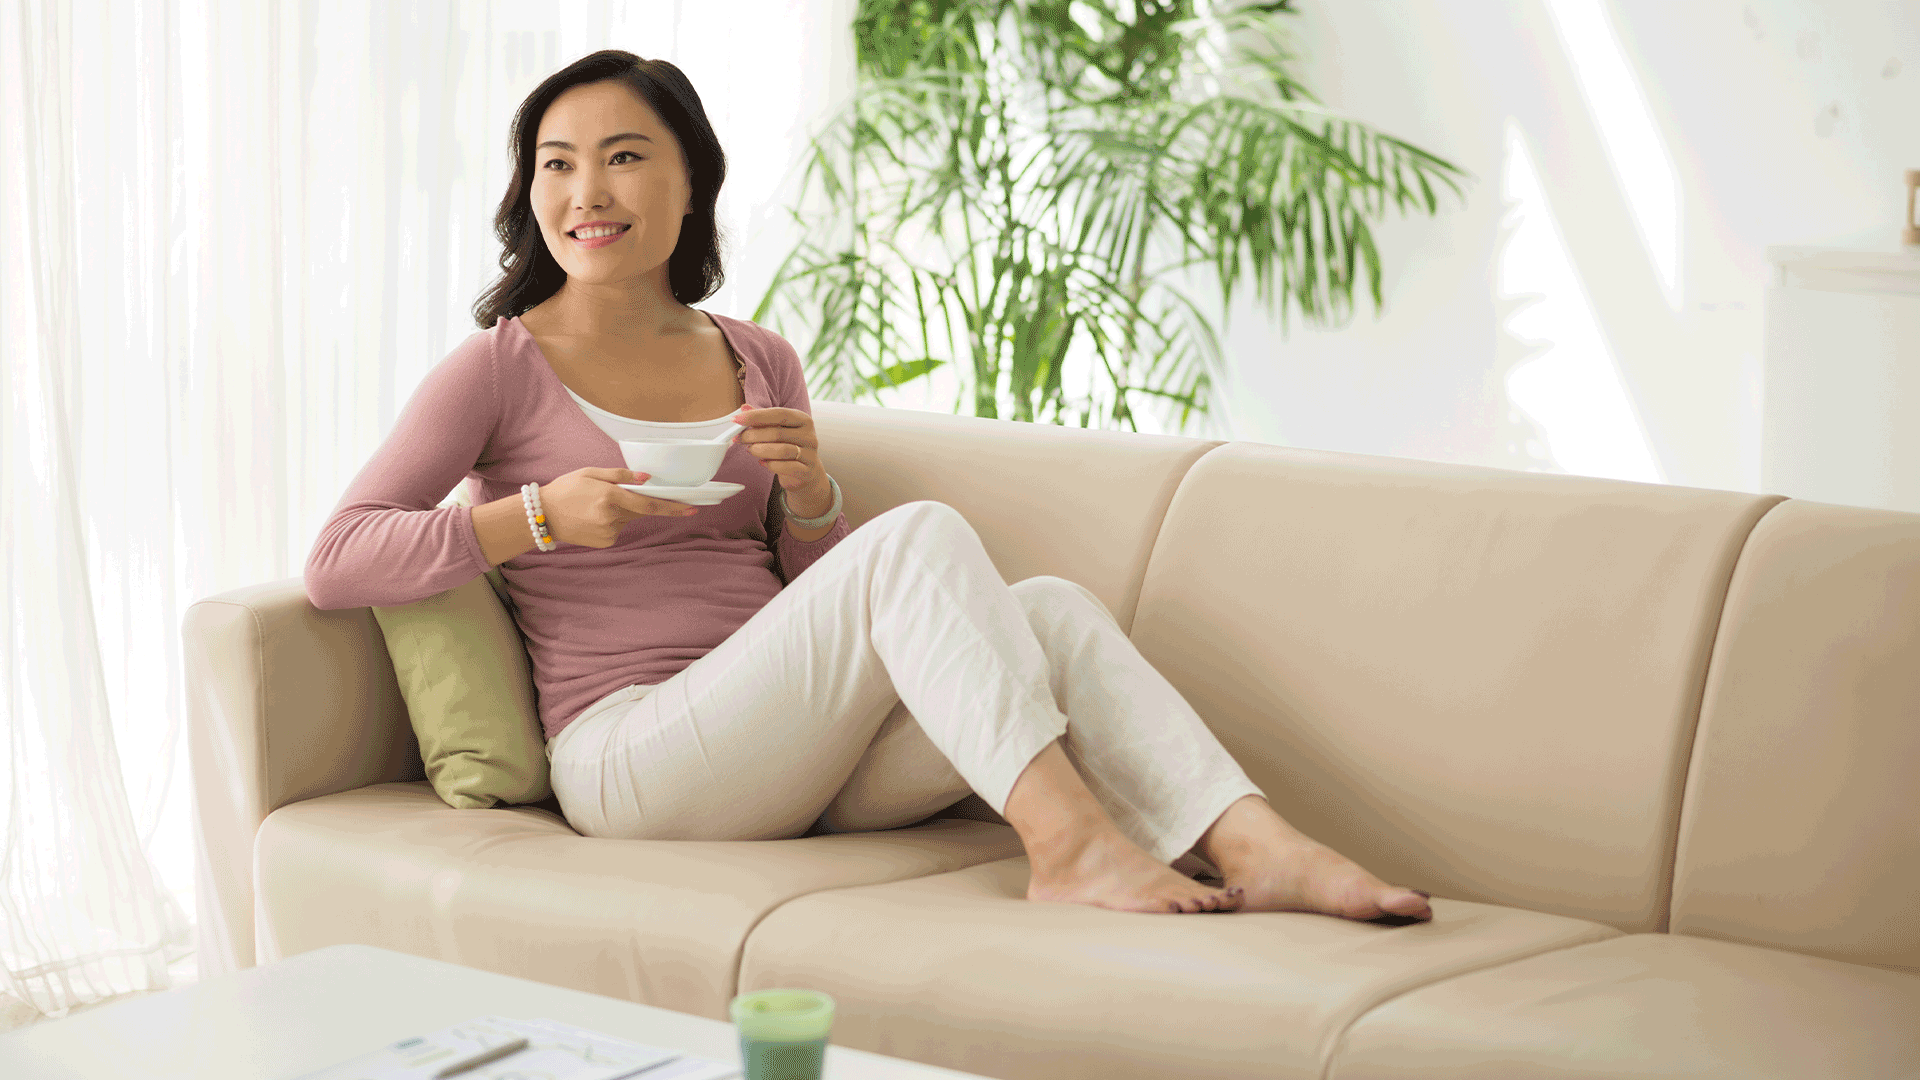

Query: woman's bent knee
<box><xmin>1011</xmin><ymin>574</ymin><xmax>1081</xmax><ymax>597</ymax></box>
<box><xmin>1011</xmin><ymin>575</ymin><xmax>1112</xmax><ymax>621</ymax></box>
<box><xmin>872</xmin><ymin>499</ymin><xmax>973</xmax><ymax>539</ymax></box>
<box><xmin>881</xmin><ymin>498</ymin><xmax>965</xmax><ymax>524</ymax></box>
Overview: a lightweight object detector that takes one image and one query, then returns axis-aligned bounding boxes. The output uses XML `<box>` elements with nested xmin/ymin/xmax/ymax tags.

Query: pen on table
<box><xmin>432</xmin><ymin>1036</ymin><xmax>530</xmax><ymax>1078</ymax></box>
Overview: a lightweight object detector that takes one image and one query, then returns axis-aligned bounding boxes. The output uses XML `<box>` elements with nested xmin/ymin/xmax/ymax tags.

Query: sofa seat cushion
<box><xmin>736</xmin><ymin>858</ymin><xmax>1620</xmax><ymax>1080</ymax></box>
<box><xmin>252</xmin><ymin>781</ymin><xmax>1025</xmax><ymax>1020</ymax></box>
<box><xmin>1329</xmin><ymin>933</ymin><xmax>1920</xmax><ymax>1079</ymax></box>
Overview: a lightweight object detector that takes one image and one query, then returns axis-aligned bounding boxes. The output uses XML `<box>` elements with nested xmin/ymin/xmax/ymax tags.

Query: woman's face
<box><xmin>530</xmin><ymin>79</ymin><xmax>693</xmax><ymax>289</ymax></box>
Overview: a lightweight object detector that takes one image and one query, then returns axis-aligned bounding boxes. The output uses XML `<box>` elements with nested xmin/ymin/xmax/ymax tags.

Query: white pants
<box><xmin>547</xmin><ymin>500</ymin><xmax>1263</xmax><ymax>867</ymax></box>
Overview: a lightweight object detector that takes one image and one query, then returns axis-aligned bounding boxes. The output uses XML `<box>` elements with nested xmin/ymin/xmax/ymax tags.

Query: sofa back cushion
<box><xmin>1131</xmin><ymin>442</ymin><xmax>1781</xmax><ymax>933</ymax></box>
<box><xmin>809</xmin><ymin>401</ymin><xmax>1220</xmax><ymax>632</ymax></box>
<box><xmin>1670</xmin><ymin>500</ymin><xmax>1920</xmax><ymax>973</ymax></box>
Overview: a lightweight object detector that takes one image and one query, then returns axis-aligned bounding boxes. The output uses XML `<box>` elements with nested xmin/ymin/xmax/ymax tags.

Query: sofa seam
<box><xmin>726</xmin><ymin>832</ymin><xmax>1020</xmax><ymax>1006</ymax></box>
<box><xmin>1126</xmin><ymin>441</ymin><xmax>1230</xmax><ymax>636</ymax></box>
<box><xmin>730</xmin><ymin>888</ymin><xmax>820</xmax><ymax>1006</ymax></box>
<box><xmin>1315</xmin><ymin>926</ymin><xmax>1620</xmax><ymax>1080</ymax></box>
<box><xmin>1657</xmin><ymin>494</ymin><xmax>1791</xmax><ymax>934</ymax></box>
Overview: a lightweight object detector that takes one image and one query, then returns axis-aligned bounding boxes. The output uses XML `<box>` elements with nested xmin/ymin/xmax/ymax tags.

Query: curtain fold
<box><xmin>1</xmin><ymin>0</ymin><xmax>196</xmax><ymax>1020</ymax></box>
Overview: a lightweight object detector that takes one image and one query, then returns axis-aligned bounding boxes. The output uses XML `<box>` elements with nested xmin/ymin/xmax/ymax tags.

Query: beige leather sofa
<box><xmin>186</xmin><ymin>400</ymin><xmax>1920</xmax><ymax>1079</ymax></box>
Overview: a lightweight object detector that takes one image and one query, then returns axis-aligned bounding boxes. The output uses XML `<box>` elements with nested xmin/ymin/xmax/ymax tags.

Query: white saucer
<box><xmin>617</xmin><ymin>480</ymin><xmax>744</xmax><ymax>506</ymax></box>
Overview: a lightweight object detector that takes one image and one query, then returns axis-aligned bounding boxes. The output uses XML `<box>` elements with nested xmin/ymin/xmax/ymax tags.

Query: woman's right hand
<box><xmin>537</xmin><ymin>467</ymin><xmax>697</xmax><ymax>549</ymax></box>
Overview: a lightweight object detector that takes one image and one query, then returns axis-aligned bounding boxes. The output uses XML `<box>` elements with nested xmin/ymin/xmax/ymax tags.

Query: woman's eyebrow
<box><xmin>535</xmin><ymin>133</ymin><xmax>654</xmax><ymax>152</ymax></box>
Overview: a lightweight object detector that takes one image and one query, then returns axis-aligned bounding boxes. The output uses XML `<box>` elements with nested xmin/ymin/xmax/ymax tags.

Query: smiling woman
<box><xmin>472</xmin><ymin>50</ymin><xmax>728</xmax><ymax>330</ymax></box>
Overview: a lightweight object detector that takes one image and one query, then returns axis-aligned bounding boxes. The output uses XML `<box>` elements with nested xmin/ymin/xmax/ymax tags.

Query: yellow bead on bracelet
<box><xmin>522</xmin><ymin>481</ymin><xmax>557</xmax><ymax>552</ymax></box>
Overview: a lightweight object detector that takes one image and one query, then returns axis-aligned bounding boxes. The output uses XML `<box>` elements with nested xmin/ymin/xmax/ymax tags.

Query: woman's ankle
<box><xmin>1192</xmin><ymin>794</ymin><xmax>1279</xmax><ymax>873</ymax></box>
<box><xmin>1004</xmin><ymin>738</ymin><xmax>1114</xmax><ymax>857</ymax></box>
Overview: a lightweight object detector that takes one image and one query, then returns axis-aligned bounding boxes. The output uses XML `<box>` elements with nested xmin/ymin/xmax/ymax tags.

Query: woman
<box><xmin>305</xmin><ymin>48</ymin><xmax>1431</xmax><ymax>923</ymax></box>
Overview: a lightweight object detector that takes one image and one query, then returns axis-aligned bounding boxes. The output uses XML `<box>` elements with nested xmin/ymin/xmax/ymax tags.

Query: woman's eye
<box><xmin>541</xmin><ymin>152</ymin><xmax>641</xmax><ymax>170</ymax></box>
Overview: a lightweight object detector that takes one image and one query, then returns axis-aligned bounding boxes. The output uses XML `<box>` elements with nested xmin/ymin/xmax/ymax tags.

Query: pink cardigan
<box><xmin>303</xmin><ymin>311</ymin><xmax>853</xmax><ymax>741</ymax></box>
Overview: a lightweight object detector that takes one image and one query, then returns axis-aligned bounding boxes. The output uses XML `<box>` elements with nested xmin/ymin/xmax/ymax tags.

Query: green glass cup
<box><xmin>729</xmin><ymin>988</ymin><xmax>836</xmax><ymax>1080</ymax></box>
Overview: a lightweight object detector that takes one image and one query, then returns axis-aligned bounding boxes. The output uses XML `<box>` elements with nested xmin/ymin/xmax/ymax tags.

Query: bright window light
<box><xmin>1499</xmin><ymin>120</ymin><xmax>1664</xmax><ymax>484</ymax></box>
<box><xmin>1544</xmin><ymin>0</ymin><xmax>1682</xmax><ymax>309</ymax></box>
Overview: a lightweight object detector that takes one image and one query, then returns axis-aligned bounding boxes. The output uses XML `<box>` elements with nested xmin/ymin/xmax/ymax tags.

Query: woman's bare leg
<box><xmin>1004</xmin><ymin>738</ymin><xmax>1244</xmax><ymax>914</ymax></box>
<box><xmin>1192</xmin><ymin>795</ymin><xmax>1433</xmax><ymax>921</ymax></box>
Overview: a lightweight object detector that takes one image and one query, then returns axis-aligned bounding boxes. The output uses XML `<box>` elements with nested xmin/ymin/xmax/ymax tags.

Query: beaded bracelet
<box><xmin>521</xmin><ymin>482</ymin><xmax>556</xmax><ymax>552</ymax></box>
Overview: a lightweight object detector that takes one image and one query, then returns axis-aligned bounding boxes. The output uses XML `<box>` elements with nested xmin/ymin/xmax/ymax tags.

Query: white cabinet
<box><xmin>1763</xmin><ymin>237</ymin><xmax>1920</xmax><ymax>513</ymax></box>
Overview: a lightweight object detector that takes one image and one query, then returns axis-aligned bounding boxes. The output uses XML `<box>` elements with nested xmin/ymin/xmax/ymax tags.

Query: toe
<box><xmin>1378</xmin><ymin>888</ymin><xmax>1433</xmax><ymax>919</ymax></box>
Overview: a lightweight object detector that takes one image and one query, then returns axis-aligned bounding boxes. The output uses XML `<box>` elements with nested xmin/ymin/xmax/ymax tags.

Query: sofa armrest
<box><xmin>183</xmin><ymin>576</ymin><xmax>421</xmax><ymax>977</ymax></box>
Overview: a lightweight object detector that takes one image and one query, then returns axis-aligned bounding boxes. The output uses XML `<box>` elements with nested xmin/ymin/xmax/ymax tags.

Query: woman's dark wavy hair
<box><xmin>472</xmin><ymin>50</ymin><xmax>728</xmax><ymax>329</ymax></box>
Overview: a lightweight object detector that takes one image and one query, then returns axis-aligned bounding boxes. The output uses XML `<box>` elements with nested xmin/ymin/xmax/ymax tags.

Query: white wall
<box><xmin>1183</xmin><ymin>0</ymin><xmax>1919</xmax><ymax>493</ymax></box>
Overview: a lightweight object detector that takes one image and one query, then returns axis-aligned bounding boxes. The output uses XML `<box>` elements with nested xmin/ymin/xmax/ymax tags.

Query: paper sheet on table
<box><xmin>289</xmin><ymin>1013</ymin><xmax>739</xmax><ymax>1080</ymax></box>
<box><xmin>516</xmin><ymin>1018</ymin><xmax>740</xmax><ymax>1079</ymax></box>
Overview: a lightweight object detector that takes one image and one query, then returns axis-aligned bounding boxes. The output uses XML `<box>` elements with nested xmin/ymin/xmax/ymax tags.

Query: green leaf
<box><xmin>762</xmin><ymin>0</ymin><xmax>1470</xmax><ymax>433</ymax></box>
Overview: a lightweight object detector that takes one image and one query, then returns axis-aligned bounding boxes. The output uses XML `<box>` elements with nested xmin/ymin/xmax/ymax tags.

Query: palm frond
<box><xmin>761</xmin><ymin>0</ymin><xmax>1471</xmax><ymax>434</ymax></box>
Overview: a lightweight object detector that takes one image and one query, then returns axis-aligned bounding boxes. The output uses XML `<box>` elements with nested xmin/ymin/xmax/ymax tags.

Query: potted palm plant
<box><xmin>755</xmin><ymin>0</ymin><xmax>1469</xmax><ymax>433</ymax></box>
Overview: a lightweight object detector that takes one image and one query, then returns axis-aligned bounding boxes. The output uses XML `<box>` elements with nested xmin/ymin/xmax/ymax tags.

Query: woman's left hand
<box><xmin>731</xmin><ymin>405</ymin><xmax>827</xmax><ymax>494</ymax></box>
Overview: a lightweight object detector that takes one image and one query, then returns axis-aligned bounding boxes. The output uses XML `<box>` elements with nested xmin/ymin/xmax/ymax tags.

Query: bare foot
<box><xmin>1028</xmin><ymin>825</ymin><xmax>1245</xmax><ymax>914</ymax></box>
<box><xmin>1220</xmin><ymin>835</ymin><xmax>1433</xmax><ymax>922</ymax></box>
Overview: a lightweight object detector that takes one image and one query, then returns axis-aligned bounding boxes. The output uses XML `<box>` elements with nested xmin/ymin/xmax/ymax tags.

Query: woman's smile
<box><xmin>570</xmin><ymin>224</ymin><xmax>631</xmax><ymax>250</ymax></box>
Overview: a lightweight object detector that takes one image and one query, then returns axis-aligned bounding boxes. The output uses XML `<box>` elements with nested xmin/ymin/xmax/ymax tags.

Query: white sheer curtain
<box><xmin>1</xmin><ymin>0</ymin><xmax>851</xmax><ymax>1022</ymax></box>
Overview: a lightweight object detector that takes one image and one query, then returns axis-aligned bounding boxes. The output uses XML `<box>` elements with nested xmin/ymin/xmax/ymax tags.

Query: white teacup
<box><xmin>619</xmin><ymin>439</ymin><xmax>729</xmax><ymax>487</ymax></box>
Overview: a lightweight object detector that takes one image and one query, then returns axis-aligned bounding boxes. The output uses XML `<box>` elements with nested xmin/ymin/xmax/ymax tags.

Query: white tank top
<box><xmin>562</xmin><ymin>362</ymin><xmax>747</xmax><ymax>442</ymax></box>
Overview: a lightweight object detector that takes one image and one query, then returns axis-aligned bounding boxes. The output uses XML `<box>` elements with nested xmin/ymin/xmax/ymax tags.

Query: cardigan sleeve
<box><xmin>762</xmin><ymin>328</ymin><xmax>851</xmax><ymax>586</ymax></box>
<box><xmin>302</xmin><ymin>330</ymin><xmax>498</xmax><ymax>610</ymax></box>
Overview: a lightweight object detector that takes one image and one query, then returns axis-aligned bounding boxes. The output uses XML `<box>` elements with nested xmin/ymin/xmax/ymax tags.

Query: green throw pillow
<box><xmin>372</xmin><ymin>566</ymin><xmax>550</xmax><ymax>809</ymax></box>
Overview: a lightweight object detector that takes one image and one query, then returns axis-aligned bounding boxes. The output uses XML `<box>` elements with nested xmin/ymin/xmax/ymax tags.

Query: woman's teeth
<box><xmin>571</xmin><ymin>225</ymin><xmax>628</xmax><ymax>239</ymax></box>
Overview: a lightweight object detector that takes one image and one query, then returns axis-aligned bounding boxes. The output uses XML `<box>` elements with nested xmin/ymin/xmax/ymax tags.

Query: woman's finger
<box><xmin>763</xmin><ymin>458</ymin><xmax>817</xmax><ymax>482</ymax></box>
<box><xmin>737</xmin><ymin>416</ymin><xmax>816</xmax><ymax>448</ymax></box>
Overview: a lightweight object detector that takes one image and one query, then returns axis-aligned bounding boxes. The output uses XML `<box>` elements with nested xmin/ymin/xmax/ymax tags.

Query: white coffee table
<box><xmin>0</xmin><ymin>943</ymin><xmax>998</xmax><ymax>1080</ymax></box>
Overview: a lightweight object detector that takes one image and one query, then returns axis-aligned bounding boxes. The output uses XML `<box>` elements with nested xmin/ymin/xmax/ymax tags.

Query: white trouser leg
<box><xmin>816</xmin><ymin>575</ymin><xmax>1263</xmax><ymax>867</ymax></box>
